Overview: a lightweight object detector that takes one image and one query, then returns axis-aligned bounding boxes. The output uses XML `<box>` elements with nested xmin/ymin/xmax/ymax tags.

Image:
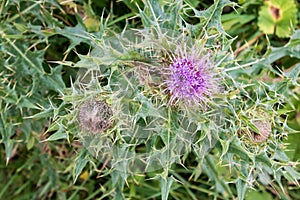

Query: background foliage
<box><xmin>0</xmin><ymin>0</ymin><xmax>299</xmax><ymax>199</ymax></box>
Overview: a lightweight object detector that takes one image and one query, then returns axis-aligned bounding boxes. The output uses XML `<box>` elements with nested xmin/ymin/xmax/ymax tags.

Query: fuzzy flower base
<box><xmin>167</xmin><ymin>50</ymin><xmax>216</xmax><ymax>106</ymax></box>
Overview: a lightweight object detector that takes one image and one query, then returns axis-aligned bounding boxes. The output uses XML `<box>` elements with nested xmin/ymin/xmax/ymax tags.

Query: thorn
<box><xmin>6</xmin><ymin>157</ymin><xmax>10</xmax><ymax>166</ymax></box>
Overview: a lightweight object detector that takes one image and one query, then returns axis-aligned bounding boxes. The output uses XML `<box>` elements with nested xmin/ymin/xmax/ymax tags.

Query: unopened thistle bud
<box><xmin>240</xmin><ymin>109</ymin><xmax>272</xmax><ymax>143</ymax></box>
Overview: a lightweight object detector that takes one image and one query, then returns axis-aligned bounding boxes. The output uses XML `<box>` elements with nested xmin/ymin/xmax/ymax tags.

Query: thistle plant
<box><xmin>1</xmin><ymin>0</ymin><xmax>298</xmax><ymax>199</ymax></box>
<box><xmin>52</xmin><ymin>23</ymin><xmax>300</xmax><ymax>199</ymax></box>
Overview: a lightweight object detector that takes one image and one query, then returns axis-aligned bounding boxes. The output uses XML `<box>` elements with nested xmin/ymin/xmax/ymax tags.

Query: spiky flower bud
<box><xmin>240</xmin><ymin>108</ymin><xmax>272</xmax><ymax>143</ymax></box>
<box><xmin>78</xmin><ymin>99</ymin><xmax>113</xmax><ymax>133</ymax></box>
<box><xmin>166</xmin><ymin>48</ymin><xmax>217</xmax><ymax>106</ymax></box>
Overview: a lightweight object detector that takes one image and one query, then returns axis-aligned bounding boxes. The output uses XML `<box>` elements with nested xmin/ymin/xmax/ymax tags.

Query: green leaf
<box><xmin>55</xmin><ymin>24</ymin><xmax>91</xmax><ymax>53</ymax></box>
<box><xmin>160</xmin><ymin>176</ymin><xmax>173</xmax><ymax>200</ymax></box>
<box><xmin>24</xmin><ymin>107</ymin><xmax>53</xmax><ymax>119</ymax></box>
<box><xmin>219</xmin><ymin>138</ymin><xmax>230</xmax><ymax>160</ymax></box>
<box><xmin>133</xmin><ymin>92</ymin><xmax>166</xmax><ymax>121</ymax></box>
<box><xmin>5</xmin><ymin>39</ymin><xmax>45</xmax><ymax>75</ymax></box>
<box><xmin>255</xmin><ymin>153</ymin><xmax>273</xmax><ymax>168</ymax></box>
<box><xmin>17</xmin><ymin>96</ymin><xmax>40</xmax><ymax>109</ymax></box>
<box><xmin>203</xmin><ymin>156</ymin><xmax>233</xmax><ymax>198</ymax></box>
<box><xmin>73</xmin><ymin>151</ymin><xmax>89</xmax><ymax>183</ymax></box>
<box><xmin>44</xmin><ymin>127</ymin><xmax>68</xmax><ymax>142</ymax></box>
<box><xmin>258</xmin><ymin>0</ymin><xmax>298</xmax><ymax>38</ymax></box>
<box><xmin>284</xmin><ymin>63</ymin><xmax>300</xmax><ymax>85</ymax></box>
<box><xmin>283</xmin><ymin>166</ymin><xmax>300</xmax><ymax>185</ymax></box>
<box><xmin>288</xmin><ymin>29</ymin><xmax>300</xmax><ymax>49</ymax></box>
<box><xmin>4</xmin><ymin>139</ymin><xmax>14</xmax><ymax>164</ymax></box>
<box><xmin>191</xmin><ymin>0</ymin><xmax>237</xmax><ymax>35</ymax></box>
<box><xmin>236</xmin><ymin>179</ymin><xmax>247</xmax><ymax>200</ymax></box>
<box><xmin>121</xmin><ymin>0</ymin><xmax>143</xmax><ymax>13</ymax></box>
<box><xmin>138</xmin><ymin>0</ymin><xmax>182</xmax><ymax>29</ymax></box>
<box><xmin>228</xmin><ymin>142</ymin><xmax>253</xmax><ymax>163</ymax></box>
<box><xmin>285</xmin><ymin>133</ymin><xmax>300</xmax><ymax>161</ymax></box>
<box><xmin>251</xmin><ymin>30</ymin><xmax>300</xmax><ymax>71</ymax></box>
<box><xmin>40</xmin><ymin>65</ymin><xmax>65</xmax><ymax>92</ymax></box>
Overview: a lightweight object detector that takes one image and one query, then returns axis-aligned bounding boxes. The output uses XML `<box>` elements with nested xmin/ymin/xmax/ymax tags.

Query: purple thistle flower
<box><xmin>166</xmin><ymin>49</ymin><xmax>217</xmax><ymax>106</ymax></box>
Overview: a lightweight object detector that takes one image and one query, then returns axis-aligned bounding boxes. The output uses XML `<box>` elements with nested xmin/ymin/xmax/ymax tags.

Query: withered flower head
<box><xmin>78</xmin><ymin>99</ymin><xmax>113</xmax><ymax>133</ymax></box>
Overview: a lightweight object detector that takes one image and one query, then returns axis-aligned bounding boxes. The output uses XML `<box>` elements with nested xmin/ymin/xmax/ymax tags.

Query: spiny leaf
<box><xmin>138</xmin><ymin>0</ymin><xmax>182</xmax><ymax>29</ymax></box>
<box><xmin>228</xmin><ymin>142</ymin><xmax>253</xmax><ymax>163</ymax></box>
<box><xmin>5</xmin><ymin>39</ymin><xmax>44</xmax><ymax>75</ymax></box>
<box><xmin>74</xmin><ymin>150</ymin><xmax>89</xmax><ymax>183</ymax></box>
<box><xmin>190</xmin><ymin>0</ymin><xmax>236</xmax><ymax>35</ymax></box>
<box><xmin>43</xmin><ymin>126</ymin><xmax>68</xmax><ymax>142</ymax></box>
<box><xmin>24</xmin><ymin>107</ymin><xmax>53</xmax><ymax>119</ymax></box>
<box><xmin>282</xmin><ymin>166</ymin><xmax>300</xmax><ymax>186</ymax></box>
<box><xmin>121</xmin><ymin>0</ymin><xmax>143</xmax><ymax>13</ymax></box>
<box><xmin>236</xmin><ymin>179</ymin><xmax>247</xmax><ymax>200</ymax></box>
<box><xmin>4</xmin><ymin>138</ymin><xmax>14</xmax><ymax>165</ymax></box>
<box><xmin>17</xmin><ymin>97</ymin><xmax>40</xmax><ymax>109</ymax></box>
<box><xmin>284</xmin><ymin>63</ymin><xmax>300</xmax><ymax>85</ymax></box>
<box><xmin>160</xmin><ymin>176</ymin><xmax>174</xmax><ymax>200</ymax></box>
<box><xmin>40</xmin><ymin>65</ymin><xmax>65</xmax><ymax>92</ymax></box>
<box><xmin>133</xmin><ymin>92</ymin><xmax>166</xmax><ymax>121</ymax></box>
<box><xmin>55</xmin><ymin>24</ymin><xmax>92</xmax><ymax>53</ymax></box>
<box><xmin>203</xmin><ymin>156</ymin><xmax>233</xmax><ymax>198</ymax></box>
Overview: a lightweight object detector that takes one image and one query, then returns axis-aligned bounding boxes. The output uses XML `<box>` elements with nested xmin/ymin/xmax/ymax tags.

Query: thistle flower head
<box><xmin>166</xmin><ymin>47</ymin><xmax>217</xmax><ymax>106</ymax></box>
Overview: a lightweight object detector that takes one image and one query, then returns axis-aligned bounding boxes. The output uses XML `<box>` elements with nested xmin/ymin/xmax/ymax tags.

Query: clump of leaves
<box><xmin>50</xmin><ymin>1</ymin><xmax>300</xmax><ymax>199</ymax></box>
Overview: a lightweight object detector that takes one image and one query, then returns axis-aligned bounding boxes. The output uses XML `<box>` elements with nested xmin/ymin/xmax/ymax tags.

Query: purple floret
<box><xmin>167</xmin><ymin>52</ymin><xmax>216</xmax><ymax>106</ymax></box>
